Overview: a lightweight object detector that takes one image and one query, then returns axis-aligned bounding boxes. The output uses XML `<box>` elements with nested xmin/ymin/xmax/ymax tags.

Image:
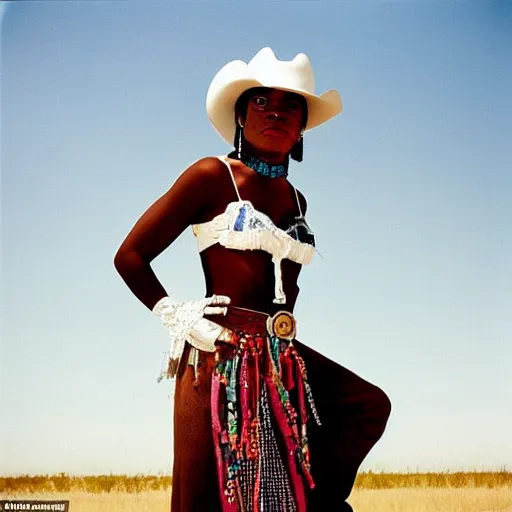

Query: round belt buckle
<box><xmin>267</xmin><ymin>311</ymin><xmax>296</xmax><ymax>340</ymax></box>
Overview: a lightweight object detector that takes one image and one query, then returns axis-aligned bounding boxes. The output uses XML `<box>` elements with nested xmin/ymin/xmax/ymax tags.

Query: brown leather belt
<box><xmin>204</xmin><ymin>306</ymin><xmax>297</xmax><ymax>341</ymax></box>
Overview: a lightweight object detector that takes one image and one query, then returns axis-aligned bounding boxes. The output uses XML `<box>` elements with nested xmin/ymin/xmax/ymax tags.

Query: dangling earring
<box><xmin>290</xmin><ymin>132</ymin><xmax>304</xmax><ymax>162</ymax></box>
<box><xmin>238</xmin><ymin>126</ymin><xmax>243</xmax><ymax>159</ymax></box>
<box><xmin>233</xmin><ymin>123</ymin><xmax>243</xmax><ymax>160</ymax></box>
<box><xmin>237</xmin><ymin>120</ymin><xmax>245</xmax><ymax>159</ymax></box>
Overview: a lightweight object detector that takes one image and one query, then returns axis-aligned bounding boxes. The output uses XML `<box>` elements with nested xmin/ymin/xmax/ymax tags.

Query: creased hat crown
<box><xmin>248</xmin><ymin>48</ymin><xmax>315</xmax><ymax>93</ymax></box>
<box><xmin>206</xmin><ymin>47</ymin><xmax>342</xmax><ymax>146</ymax></box>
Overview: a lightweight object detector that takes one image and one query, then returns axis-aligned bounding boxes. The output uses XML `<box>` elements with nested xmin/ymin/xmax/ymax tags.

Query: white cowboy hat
<box><xmin>206</xmin><ymin>47</ymin><xmax>343</xmax><ymax>146</ymax></box>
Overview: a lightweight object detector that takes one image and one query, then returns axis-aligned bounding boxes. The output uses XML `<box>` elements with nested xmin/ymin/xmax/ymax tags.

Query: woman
<box><xmin>114</xmin><ymin>47</ymin><xmax>391</xmax><ymax>512</ymax></box>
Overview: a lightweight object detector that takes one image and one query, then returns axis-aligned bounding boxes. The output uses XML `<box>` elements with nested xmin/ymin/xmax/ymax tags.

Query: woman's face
<box><xmin>240</xmin><ymin>88</ymin><xmax>306</xmax><ymax>157</ymax></box>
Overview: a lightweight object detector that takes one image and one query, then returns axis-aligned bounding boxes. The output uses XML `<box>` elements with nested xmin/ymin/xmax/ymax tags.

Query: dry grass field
<box><xmin>350</xmin><ymin>487</ymin><xmax>512</xmax><ymax>511</ymax></box>
<box><xmin>2</xmin><ymin>472</ymin><xmax>512</xmax><ymax>511</ymax></box>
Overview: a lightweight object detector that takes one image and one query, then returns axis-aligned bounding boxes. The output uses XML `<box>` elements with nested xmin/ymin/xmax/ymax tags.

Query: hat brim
<box><xmin>207</xmin><ymin>78</ymin><xmax>343</xmax><ymax>147</ymax></box>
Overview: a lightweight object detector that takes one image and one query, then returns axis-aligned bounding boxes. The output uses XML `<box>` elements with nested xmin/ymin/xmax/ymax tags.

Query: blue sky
<box><xmin>1</xmin><ymin>2</ymin><xmax>511</xmax><ymax>476</ymax></box>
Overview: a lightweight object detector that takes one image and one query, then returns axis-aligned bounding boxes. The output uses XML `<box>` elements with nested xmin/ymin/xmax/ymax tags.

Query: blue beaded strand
<box><xmin>244</xmin><ymin>155</ymin><xmax>288</xmax><ymax>179</ymax></box>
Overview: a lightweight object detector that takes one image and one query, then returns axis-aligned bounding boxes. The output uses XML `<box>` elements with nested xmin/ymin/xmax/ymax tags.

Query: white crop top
<box><xmin>191</xmin><ymin>156</ymin><xmax>316</xmax><ymax>304</ymax></box>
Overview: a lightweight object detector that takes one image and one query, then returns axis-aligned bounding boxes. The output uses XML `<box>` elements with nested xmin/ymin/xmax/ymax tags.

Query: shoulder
<box><xmin>170</xmin><ymin>156</ymin><xmax>234</xmax><ymax>198</ymax></box>
<box><xmin>179</xmin><ymin>156</ymin><xmax>230</xmax><ymax>181</ymax></box>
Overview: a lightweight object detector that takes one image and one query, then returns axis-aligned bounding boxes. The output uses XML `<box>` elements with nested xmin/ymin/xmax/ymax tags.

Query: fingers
<box><xmin>205</xmin><ymin>295</ymin><xmax>231</xmax><ymax>315</ymax></box>
<box><xmin>204</xmin><ymin>306</ymin><xmax>229</xmax><ymax>316</ymax></box>
<box><xmin>207</xmin><ymin>295</ymin><xmax>231</xmax><ymax>306</ymax></box>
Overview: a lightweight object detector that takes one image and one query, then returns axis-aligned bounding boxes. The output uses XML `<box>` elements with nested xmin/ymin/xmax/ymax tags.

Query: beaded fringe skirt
<box><xmin>209</xmin><ymin>308</ymin><xmax>320</xmax><ymax>512</ymax></box>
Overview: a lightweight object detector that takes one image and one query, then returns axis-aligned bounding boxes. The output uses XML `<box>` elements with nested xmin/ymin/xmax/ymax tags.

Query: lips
<box><xmin>262</xmin><ymin>126</ymin><xmax>289</xmax><ymax>137</ymax></box>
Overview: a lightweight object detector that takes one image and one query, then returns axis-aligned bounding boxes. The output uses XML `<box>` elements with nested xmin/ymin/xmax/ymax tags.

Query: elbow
<box><xmin>113</xmin><ymin>245</ymin><xmax>126</xmax><ymax>269</ymax></box>
<box><xmin>113</xmin><ymin>250</ymin><xmax>127</xmax><ymax>275</ymax></box>
<box><xmin>113</xmin><ymin>247</ymin><xmax>140</xmax><ymax>275</ymax></box>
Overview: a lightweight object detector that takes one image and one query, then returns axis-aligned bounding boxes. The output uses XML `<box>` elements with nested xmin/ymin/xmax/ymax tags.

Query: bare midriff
<box><xmin>200</xmin><ymin>243</ymin><xmax>302</xmax><ymax>315</ymax></box>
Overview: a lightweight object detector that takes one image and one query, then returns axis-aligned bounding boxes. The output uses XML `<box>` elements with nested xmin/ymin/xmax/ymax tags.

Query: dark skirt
<box><xmin>170</xmin><ymin>307</ymin><xmax>392</xmax><ymax>512</ymax></box>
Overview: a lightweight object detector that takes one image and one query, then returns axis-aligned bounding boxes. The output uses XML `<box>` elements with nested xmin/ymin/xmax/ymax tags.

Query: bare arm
<box><xmin>113</xmin><ymin>157</ymin><xmax>226</xmax><ymax>311</ymax></box>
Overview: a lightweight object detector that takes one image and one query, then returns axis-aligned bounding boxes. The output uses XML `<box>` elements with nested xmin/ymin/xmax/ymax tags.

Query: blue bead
<box><xmin>245</xmin><ymin>155</ymin><xmax>288</xmax><ymax>179</ymax></box>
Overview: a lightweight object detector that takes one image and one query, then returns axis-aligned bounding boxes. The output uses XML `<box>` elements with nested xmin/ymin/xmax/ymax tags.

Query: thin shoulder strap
<box><xmin>293</xmin><ymin>185</ymin><xmax>303</xmax><ymax>217</ymax></box>
<box><xmin>217</xmin><ymin>155</ymin><xmax>242</xmax><ymax>201</ymax></box>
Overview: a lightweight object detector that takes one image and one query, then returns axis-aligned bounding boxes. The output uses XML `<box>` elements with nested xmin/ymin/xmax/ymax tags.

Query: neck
<box><xmin>228</xmin><ymin>149</ymin><xmax>289</xmax><ymax>179</ymax></box>
<box><xmin>243</xmin><ymin>142</ymin><xmax>288</xmax><ymax>165</ymax></box>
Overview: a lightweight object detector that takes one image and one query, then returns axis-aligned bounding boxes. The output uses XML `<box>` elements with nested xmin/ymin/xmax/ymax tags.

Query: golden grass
<box><xmin>2</xmin><ymin>473</ymin><xmax>512</xmax><ymax>511</ymax></box>
<box><xmin>354</xmin><ymin>470</ymin><xmax>512</xmax><ymax>489</ymax></box>
<box><xmin>2</xmin><ymin>471</ymin><xmax>511</xmax><ymax>494</ymax></box>
<box><xmin>349</xmin><ymin>488</ymin><xmax>512</xmax><ymax>512</ymax></box>
<box><xmin>0</xmin><ymin>491</ymin><xmax>168</xmax><ymax>512</ymax></box>
<box><xmin>0</xmin><ymin>473</ymin><xmax>171</xmax><ymax>494</ymax></box>
<box><xmin>2</xmin><ymin>489</ymin><xmax>512</xmax><ymax>512</ymax></box>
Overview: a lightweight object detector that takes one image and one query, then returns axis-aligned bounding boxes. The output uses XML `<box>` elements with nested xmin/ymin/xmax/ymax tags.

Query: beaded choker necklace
<box><xmin>228</xmin><ymin>151</ymin><xmax>288</xmax><ymax>179</ymax></box>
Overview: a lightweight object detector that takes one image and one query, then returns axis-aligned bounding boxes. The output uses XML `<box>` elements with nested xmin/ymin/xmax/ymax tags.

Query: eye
<box><xmin>252</xmin><ymin>95</ymin><xmax>269</xmax><ymax>108</ymax></box>
<box><xmin>288</xmin><ymin>100</ymin><xmax>302</xmax><ymax>113</ymax></box>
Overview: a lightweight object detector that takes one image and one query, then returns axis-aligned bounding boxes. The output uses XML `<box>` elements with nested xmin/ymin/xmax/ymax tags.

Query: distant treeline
<box><xmin>1</xmin><ymin>471</ymin><xmax>511</xmax><ymax>494</ymax></box>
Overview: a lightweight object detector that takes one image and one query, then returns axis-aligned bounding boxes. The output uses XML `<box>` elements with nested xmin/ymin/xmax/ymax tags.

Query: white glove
<box><xmin>152</xmin><ymin>294</ymin><xmax>230</xmax><ymax>381</ymax></box>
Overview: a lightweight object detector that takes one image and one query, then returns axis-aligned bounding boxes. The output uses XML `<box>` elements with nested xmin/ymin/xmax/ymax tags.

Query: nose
<box><xmin>267</xmin><ymin>112</ymin><xmax>287</xmax><ymax>122</ymax></box>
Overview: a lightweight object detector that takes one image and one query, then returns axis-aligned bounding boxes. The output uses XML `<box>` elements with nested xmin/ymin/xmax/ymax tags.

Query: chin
<box><xmin>255</xmin><ymin>140</ymin><xmax>293</xmax><ymax>155</ymax></box>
